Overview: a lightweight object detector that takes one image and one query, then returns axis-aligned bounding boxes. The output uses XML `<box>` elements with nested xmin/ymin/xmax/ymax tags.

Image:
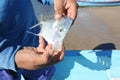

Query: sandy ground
<box><xmin>31</xmin><ymin>0</ymin><xmax>120</xmax><ymax>50</ymax></box>
<box><xmin>64</xmin><ymin>6</ymin><xmax>120</xmax><ymax>50</ymax></box>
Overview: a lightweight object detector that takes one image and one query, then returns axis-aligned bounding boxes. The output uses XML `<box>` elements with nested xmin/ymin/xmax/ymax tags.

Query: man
<box><xmin>0</xmin><ymin>0</ymin><xmax>77</xmax><ymax>80</ymax></box>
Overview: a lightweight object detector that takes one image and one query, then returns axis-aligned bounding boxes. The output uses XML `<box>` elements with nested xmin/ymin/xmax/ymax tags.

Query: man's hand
<box><xmin>15</xmin><ymin>36</ymin><xmax>64</xmax><ymax>70</ymax></box>
<box><xmin>54</xmin><ymin>0</ymin><xmax>78</xmax><ymax>20</ymax></box>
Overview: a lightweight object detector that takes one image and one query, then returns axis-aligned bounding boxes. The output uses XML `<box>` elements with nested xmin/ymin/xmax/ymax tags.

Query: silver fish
<box><xmin>27</xmin><ymin>16</ymin><xmax>73</xmax><ymax>51</ymax></box>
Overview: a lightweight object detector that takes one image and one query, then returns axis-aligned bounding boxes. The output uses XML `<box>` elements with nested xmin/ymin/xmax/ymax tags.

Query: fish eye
<box><xmin>59</xmin><ymin>27</ymin><xmax>64</xmax><ymax>32</ymax></box>
<box><xmin>59</xmin><ymin>29</ymin><xmax>63</xmax><ymax>32</ymax></box>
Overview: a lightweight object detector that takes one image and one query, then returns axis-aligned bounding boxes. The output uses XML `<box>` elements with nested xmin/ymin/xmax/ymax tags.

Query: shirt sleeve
<box><xmin>0</xmin><ymin>37</ymin><xmax>21</xmax><ymax>72</ymax></box>
<box><xmin>38</xmin><ymin>0</ymin><xmax>53</xmax><ymax>5</ymax></box>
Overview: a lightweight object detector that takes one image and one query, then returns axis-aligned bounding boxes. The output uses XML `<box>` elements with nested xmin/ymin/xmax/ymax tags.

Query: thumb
<box><xmin>54</xmin><ymin>0</ymin><xmax>64</xmax><ymax>20</ymax></box>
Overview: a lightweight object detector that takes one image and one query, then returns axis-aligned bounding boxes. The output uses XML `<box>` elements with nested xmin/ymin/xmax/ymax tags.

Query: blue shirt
<box><xmin>0</xmin><ymin>0</ymin><xmax>53</xmax><ymax>72</ymax></box>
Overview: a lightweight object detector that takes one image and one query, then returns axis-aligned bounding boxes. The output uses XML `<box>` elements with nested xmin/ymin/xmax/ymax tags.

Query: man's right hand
<box><xmin>15</xmin><ymin>36</ymin><xmax>64</xmax><ymax>70</ymax></box>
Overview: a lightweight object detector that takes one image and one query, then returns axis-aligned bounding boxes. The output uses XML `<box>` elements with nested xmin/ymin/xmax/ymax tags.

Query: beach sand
<box><xmin>64</xmin><ymin>6</ymin><xmax>120</xmax><ymax>50</ymax></box>
<box><xmin>31</xmin><ymin>0</ymin><xmax>120</xmax><ymax>50</ymax></box>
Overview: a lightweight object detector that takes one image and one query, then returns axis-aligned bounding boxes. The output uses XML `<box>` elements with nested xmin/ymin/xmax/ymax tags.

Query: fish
<box><xmin>27</xmin><ymin>16</ymin><xmax>73</xmax><ymax>51</ymax></box>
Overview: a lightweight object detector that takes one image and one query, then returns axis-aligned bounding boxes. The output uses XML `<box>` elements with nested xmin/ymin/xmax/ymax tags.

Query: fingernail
<box><xmin>55</xmin><ymin>14</ymin><xmax>62</xmax><ymax>20</ymax></box>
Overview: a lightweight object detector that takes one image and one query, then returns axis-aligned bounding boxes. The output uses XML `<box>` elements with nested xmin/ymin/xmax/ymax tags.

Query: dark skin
<box><xmin>15</xmin><ymin>0</ymin><xmax>78</xmax><ymax>70</ymax></box>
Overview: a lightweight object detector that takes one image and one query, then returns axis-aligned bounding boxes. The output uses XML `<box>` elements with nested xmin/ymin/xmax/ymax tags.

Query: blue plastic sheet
<box><xmin>52</xmin><ymin>50</ymin><xmax>120</xmax><ymax>80</ymax></box>
<box><xmin>77</xmin><ymin>0</ymin><xmax>120</xmax><ymax>6</ymax></box>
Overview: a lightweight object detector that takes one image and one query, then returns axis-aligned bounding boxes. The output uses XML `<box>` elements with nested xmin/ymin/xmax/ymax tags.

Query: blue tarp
<box><xmin>52</xmin><ymin>50</ymin><xmax>120</xmax><ymax>80</ymax></box>
<box><xmin>77</xmin><ymin>1</ymin><xmax>120</xmax><ymax>6</ymax></box>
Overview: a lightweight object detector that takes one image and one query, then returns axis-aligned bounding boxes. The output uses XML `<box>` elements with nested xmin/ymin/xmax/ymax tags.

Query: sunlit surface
<box><xmin>52</xmin><ymin>50</ymin><xmax>120</xmax><ymax>80</ymax></box>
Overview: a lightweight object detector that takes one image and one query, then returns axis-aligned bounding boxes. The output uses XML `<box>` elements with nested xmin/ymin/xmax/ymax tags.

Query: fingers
<box><xmin>35</xmin><ymin>44</ymin><xmax>53</xmax><ymax>66</ymax></box>
<box><xmin>65</xmin><ymin>0</ymin><xmax>78</xmax><ymax>20</ymax></box>
<box><xmin>45</xmin><ymin>44</ymin><xmax>53</xmax><ymax>56</ymax></box>
<box><xmin>36</xmin><ymin>36</ymin><xmax>46</xmax><ymax>52</ymax></box>
<box><xmin>54</xmin><ymin>0</ymin><xmax>65</xmax><ymax>19</ymax></box>
<box><xmin>17</xmin><ymin>45</ymin><xmax>64</xmax><ymax>70</ymax></box>
<box><xmin>59</xmin><ymin>44</ymin><xmax>65</xmax><ymax>60</ymax></box>
<box><xmin>54</xmin><ymin>0</ymin><xmax>78</xmax><ymax>20</ymax></box>
<box><xmin>54</xmin><ymin>44</ymin><xmax>65</xmax><ymax>61</ymax></box>
<box><xmin>33</xmin><ymin>44</ymin><xmax>65</xmax><ymax>68</ymax></box>
<box><xmin>39</xmin><ymin>36</ymin><xmax>45</xmax><ymax>48</ymax></box>
<box><xmin>48</xmin><ymin>44</ymin><xmax>65</xmax><ymax>65</ymax></box>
